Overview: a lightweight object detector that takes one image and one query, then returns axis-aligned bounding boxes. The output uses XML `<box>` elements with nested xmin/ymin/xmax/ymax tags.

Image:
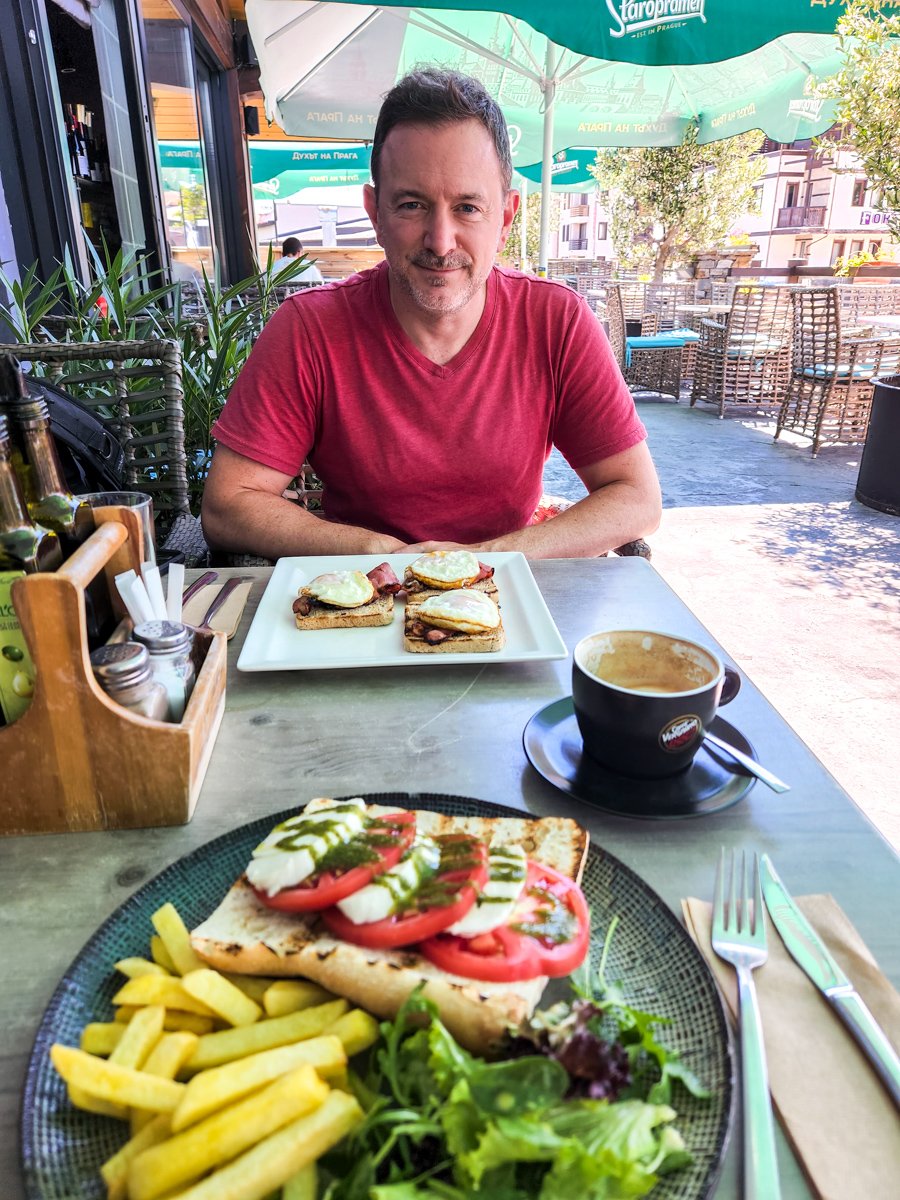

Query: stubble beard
<box><xmin>389</xmin><ymin>251</ymin><xmax>487</xmax><ymax>316</ymax></box>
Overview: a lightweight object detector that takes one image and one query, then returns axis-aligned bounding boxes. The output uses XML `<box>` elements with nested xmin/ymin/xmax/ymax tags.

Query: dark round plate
<box><xmin>524</xmin><ymin>698</ymin><xmax>756</xmax><ymax>818</ymax></box>
<box><xmin>22</xmin><ymin>793</ymin><xmax>733</xmax><ymax>1200</ymax></box>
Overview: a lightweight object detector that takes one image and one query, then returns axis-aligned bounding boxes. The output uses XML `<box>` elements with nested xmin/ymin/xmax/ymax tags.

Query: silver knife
<box><xmin>760</xmin><ymin>854</ymin><xmax>900</xmax><ymax>1109</ymax></box>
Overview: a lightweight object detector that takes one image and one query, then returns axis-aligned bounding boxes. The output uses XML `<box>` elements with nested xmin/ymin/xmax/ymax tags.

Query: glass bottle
<box><xmin>0</xmin><ymin>354</ymin><xmax>93</xmax><ymax>548</ymax></box>
<box><xmin>0</xmin><ymin>413</ymin><xmax>63</xmax><ymax>574</ymax></box>
<box><xmin>90</xmin><ymin>641</ymin><xmax>168</xmax><ymax>721</ymax></box>
<box><xmin>132</xmin><ymin>620</ymin><xmax>196</xmax><ymax>722</ymax></box>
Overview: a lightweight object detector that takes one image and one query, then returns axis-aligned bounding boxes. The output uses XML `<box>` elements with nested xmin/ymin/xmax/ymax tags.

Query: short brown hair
<box><xmin>371</xmin><ymin>67</ymin><xmax>512</xmax><ymax>192</ymax></box>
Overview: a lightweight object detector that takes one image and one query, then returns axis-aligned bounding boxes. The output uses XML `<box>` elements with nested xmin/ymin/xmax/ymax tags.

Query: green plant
<box><xmin>0</xmin><ymin>237</ymin><xmax>317</xmax><ymax>516</ymax></box>
<box><xmin>831</xmin><ymin>246</ymin><xmax>897</xmax><ymax>276</ymax></box>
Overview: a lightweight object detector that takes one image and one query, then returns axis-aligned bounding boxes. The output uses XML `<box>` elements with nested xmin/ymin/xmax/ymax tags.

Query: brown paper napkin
<box><xmin>683</xmin><ymin>894</ymin><xmax>900</xmax><ymax>1200</ymax></box>
<box><xmin>181</xmin><ymin>581</ymin><xmax>253</xmax><ymax>640</ymax></box>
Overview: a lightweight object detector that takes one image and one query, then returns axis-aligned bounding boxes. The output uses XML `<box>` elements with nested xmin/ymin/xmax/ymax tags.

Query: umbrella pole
<box><xmin>519</xmin><ymin>177</ymin><xmax>527</xmax><ymax>271</ymax></box>
<box><xmin>538</xmin><ymin>43</ymin><xmax>558</xmax><ymax>276</ymax></box>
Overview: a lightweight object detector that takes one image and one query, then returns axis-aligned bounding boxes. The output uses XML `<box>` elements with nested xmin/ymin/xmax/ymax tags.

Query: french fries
<box><xmin>48</xmin><ymin>900</ymin><xmax>375</xmax><ymax>1200</ymax></box>
<box><xmin>128</xmin><ymin>1064</ymin><xmax>328</xmax><ymax>1200</ymax></box>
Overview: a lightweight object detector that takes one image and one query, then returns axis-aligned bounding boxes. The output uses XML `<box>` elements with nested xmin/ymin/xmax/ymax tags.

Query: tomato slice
<box><xmin>319</xmin><ymin>834</ymin><xmax>489</xmax><ymax>949</ymax></box>
<box><xmin>252</xmin><ymin>811</ymin><xmax>415</xmax><ymax>913</ymax></box>
<box><xmin>418</xmin><ymin>860</ymin><xmax>590</xmax><ymax>982</ymax></box>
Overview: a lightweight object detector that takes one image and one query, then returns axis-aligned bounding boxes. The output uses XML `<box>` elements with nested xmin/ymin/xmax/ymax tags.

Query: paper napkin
<box><xmin>682</xmin><ymin>893</ymin><xmax>900</xmax><ymax>1200</ymax></box>
<box><xmin>182</xmin><ymin>581</ymin><xmax>254</xmax><ymax>640</ymax></box>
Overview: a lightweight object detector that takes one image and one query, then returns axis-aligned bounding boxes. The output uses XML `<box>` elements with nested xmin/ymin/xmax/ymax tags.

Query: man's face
<box><xmin>363</xmin><ymin>119</ymin><xmax>518</xmax><ymax>319</ymax></box>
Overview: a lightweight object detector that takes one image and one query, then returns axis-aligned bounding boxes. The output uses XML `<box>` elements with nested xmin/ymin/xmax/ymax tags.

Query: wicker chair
<box><xmin>775</xmin><ymin>287</ymin><xmax>900</xmax><ymax>456</ymax></box>
<box><xmin>690</xmin><ymin>284</ymin><xmax>793</xmax><ymax>417</ymax></box>
<box><xmin>606</xmin><ymin>283</ymin><xmax>697</xmax><ymax>400</ymax></box>
<box><xmin>1</xmin><ymin>337</ymin><xmax>192</xmax><ymax>532</ymax></box>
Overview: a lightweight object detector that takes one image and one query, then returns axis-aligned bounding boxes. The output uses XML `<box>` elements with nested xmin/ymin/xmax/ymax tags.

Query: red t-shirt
<box><xmin>212</xmin><ymin>263</ymin><xmax>645</xmax><ymax>543</ymax></box>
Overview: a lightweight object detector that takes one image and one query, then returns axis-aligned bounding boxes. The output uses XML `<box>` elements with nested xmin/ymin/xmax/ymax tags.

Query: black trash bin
<box><xmin>856</xmin><ymin>375</ymin><xmax>900</xmax><ymax>516</ymax></box>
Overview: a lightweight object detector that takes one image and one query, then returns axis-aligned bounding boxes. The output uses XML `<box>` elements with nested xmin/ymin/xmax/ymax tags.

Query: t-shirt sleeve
<box><xmin>211</xmin><ymin>300</ymin><xmax>318</xmax><ymax>476</ymax></box>
<box><xmin>550</xmin><ymin>297</ymin><xmax>647</xmax><ymax>469</ymax></box>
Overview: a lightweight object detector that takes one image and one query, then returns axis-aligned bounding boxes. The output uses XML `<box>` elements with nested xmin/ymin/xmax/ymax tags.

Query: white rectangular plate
<box><xmin>237</xmin><ymin>552</ymin><xmax>567</xmax><ymax>671</ymax></box>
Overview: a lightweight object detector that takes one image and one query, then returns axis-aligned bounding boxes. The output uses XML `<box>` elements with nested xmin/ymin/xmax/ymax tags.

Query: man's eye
<box><xmin>457</xmin><ymin>205</ymin><xmax>479</xmax><ymax>215</ymax></box>
<box><xmin>398</xmin><ymin>201</ymin><xmax>423</xmax><ymax>211</ymax></box>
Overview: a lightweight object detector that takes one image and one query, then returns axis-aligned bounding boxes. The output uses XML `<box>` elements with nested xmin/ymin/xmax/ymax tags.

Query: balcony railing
<box><xmin>566</xmin><ymin>205</ymin><xmax>590</xmax><ymax>217</ymax></box>
<box><xmin>567</xmin><ymin>238</ymin><xmax>589</xmax><ymax>250</ymax></box>
<box><xmin>776</xmin><ymin>205</ymin><xmax>826</xmax><ymax>228</ymax></box>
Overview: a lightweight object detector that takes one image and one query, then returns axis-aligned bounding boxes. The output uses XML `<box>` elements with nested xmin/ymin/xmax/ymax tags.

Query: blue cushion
<box><xmin>802</xmin><ymin>363</ymin><xmax>878</xmax><ymax>380</ymax></box>
<box><xmin>625</xmin><ymin>329</ymin><xmax>699</xmax><ymax>365</ymax></box>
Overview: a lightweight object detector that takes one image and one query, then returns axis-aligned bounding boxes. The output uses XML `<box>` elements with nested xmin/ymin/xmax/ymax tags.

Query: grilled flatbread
<box><xmin>190</xmin><ymin>803</ymin><xmax>589</xmax><ymax>1053</ymax></box>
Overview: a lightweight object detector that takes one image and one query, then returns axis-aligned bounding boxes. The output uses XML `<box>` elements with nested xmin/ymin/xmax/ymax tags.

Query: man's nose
<box><xmin>422</xmin><ymin>207</ymin><xmax>456</xmax><ymax>258</ymax></box>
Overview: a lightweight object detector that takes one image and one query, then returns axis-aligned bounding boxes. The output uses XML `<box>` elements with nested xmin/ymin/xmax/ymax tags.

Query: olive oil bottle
<box><xmin>0</xmin><ymin>354</ymin><xmax>93</xmax><ymax>547</ymax></box>
<box><xmin>0</xmin><ymin>412</ymin><xmax>64</xmax><ymax>725</ymax></box>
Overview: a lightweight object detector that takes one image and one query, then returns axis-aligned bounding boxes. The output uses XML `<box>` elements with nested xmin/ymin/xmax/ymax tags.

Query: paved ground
<box><xmin>542</xmin><ymin>396</ymin><xmax>900</xmax><ymax>852</ymax></box>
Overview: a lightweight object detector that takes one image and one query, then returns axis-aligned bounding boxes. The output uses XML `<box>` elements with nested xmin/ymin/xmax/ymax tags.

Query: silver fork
<box><xmin>711</xmin><ymin>849</ymin><xmax>782</xmax><ymax>1200</ymax></box>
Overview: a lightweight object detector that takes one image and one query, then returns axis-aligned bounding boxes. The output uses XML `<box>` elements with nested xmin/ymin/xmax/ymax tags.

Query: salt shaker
<box><xmin>89</xmin><ymin>642</ymin><xmax>168</xmax><ymax>722</ymax></box>
<box><xmin>132</xmin><ymin>620</ymin><xmax>196</xmax><ymax>722</ymax></box>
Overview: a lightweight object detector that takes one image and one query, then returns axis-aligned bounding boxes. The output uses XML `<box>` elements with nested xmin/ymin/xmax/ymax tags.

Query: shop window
<box><xmin>139</xmin><ymin>0</ymin><xmax>218</xmax><ymax>282</ymax></box>
<box><xmin>830</xmin><ymin>239</ymin><xmax>845</xmax><ymax>266</ymax></box>
<box><xmin>851</xmin><ymin>179</ymin><xmax>867</xmax><ymax>207</ymax></box>
<box><xmin>46</xmin><ymin>3</ymin><xmax>124</xmax><ymax>259</ymax></box>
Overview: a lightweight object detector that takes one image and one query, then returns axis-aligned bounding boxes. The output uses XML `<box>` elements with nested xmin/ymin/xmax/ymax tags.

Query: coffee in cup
<box><xmin>572</xmin><ymin>629</ymin><xmax>741</xmax><ymax>778</ymax></box>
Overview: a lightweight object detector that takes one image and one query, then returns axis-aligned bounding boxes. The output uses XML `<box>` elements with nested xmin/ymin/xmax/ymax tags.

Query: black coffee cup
<box><xmin>572</xmin><ymin>629</ymin><xmax>741</xmax><ymax>779</ymax></box>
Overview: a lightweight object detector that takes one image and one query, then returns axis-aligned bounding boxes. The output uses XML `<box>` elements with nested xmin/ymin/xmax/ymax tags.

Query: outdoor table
<box><xmin>2</xmin><ymin>557</ymin><xmax>897</xmax><ymax>1199</ymax></box>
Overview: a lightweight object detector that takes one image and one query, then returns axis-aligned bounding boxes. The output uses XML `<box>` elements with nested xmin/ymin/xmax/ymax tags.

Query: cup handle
<box><xmin>719</xmin><ymin>665</ymin><xmax>741</xmax><ymax>705</ymax></box>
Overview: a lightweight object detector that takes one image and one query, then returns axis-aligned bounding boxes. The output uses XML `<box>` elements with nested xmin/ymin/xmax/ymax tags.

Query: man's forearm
<box><xmin>201</xmin><ymin>490</ymin><xmax>406</xmax><ymax>558</ymax></box>
<box><xmin>481</xmin><ymin>483</ymin><xmax>661</xmax><ymax>559</ymax></box>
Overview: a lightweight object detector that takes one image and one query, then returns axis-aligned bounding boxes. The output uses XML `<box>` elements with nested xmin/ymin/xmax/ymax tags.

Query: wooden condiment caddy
<box><xmin>0</xmin><ymin>506</ymin><xmax>226</xmax><ymax>835</ymax></box>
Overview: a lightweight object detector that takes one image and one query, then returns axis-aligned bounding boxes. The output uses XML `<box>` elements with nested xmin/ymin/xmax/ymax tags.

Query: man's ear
<box><xmin>363</xmin><ymin>184</ymin><xmax>380</xmax><ymax>241</ymax></box>
<box><xmin>497</xmin><ymin>188</ymin><xmax>520</xmax><ymax>252</ymax></box>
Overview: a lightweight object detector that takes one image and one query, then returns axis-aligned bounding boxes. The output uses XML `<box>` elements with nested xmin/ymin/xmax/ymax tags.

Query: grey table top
<box><xmin>2</xmin><ymin>556</ymin><xmax>897</xmax><ymax>1198</ymax></box>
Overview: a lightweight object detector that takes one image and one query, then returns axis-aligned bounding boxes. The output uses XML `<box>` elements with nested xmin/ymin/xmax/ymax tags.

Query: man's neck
<box><xmin>386</xmin><ymin>275</ymin><xmax>488</xmax><ymax>367</ymax></box>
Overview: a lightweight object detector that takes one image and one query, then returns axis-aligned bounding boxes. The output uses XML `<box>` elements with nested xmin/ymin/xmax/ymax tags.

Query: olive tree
<box><xmin>590</xmin><ymin>125</ymin><xmax>765</xmax><ymax>280</ymax></box>
<box><xmin>816</xmin><ymin>0</ymin><xmax>900</xmax><ymax>241</ymax></box>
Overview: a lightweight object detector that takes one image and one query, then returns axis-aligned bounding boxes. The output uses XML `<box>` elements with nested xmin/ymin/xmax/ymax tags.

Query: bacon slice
<box><xmin>475</xmin><ymin>562</ymin><xmax>494</xmax><ymax>582</ymax></box>
<box><xmin>367</xmin><ymin>562</ymin><xmax>402</xmax><ymax>595</ymax></box>
<box><xmin>292</xmin><ymin>595</ymin><xmax>314</xmax><ymax>616</ymax></box>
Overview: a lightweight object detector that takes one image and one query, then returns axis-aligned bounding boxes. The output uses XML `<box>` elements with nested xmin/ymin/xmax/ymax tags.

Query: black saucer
<box><xmin>523</xmin><ymin>697</ymin><xmax>756</xmax><ymax>819</ymax></box>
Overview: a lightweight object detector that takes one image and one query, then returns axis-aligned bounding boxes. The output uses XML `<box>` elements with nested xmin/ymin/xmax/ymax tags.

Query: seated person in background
<box><xmin>273</xmin><ymin>236</ymin><xmax>324</xmax><ymax>284</ymax></box>
<box><xmin>202</xmin><ymin>68</ymin><xmax>661</xmax><ymax>560</ymax></box>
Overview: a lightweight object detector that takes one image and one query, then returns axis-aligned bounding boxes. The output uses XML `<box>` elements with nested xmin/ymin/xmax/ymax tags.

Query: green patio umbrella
<box><xmin>246</xmin><ymin>1</ymin><xmax>855</xmax><ymax>267</ymax></box>
<box><xmin>249</xmin><ymin>142</ymin><xmax>372</xmax><ymax>197</ymax></box>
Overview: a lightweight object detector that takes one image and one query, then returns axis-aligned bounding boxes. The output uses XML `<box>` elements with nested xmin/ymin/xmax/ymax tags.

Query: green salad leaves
<box><xmin>320</xmin><ymin>922</ymin><xmax>707</xmax><ymax>1199</ymax></box>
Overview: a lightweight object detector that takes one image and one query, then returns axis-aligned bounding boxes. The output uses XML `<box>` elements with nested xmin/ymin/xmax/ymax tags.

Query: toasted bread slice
<box><xmin>293</xmin><ymin>593</ymin><xmax>393</xmax><ymax>630</ymax></box>
<box><xmin>404</xmin><ymin>599</ymin><xmax>504</xmax><ymax>654</ymax></box>
<box><xmin>190</xmin><ymin>803</ymin><xmax>589</xmax><ymax>1054</ymax></box>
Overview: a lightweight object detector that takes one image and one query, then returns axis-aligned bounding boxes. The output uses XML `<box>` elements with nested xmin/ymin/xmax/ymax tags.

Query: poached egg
<box><xmin>408</xmin><ymin>550</ymin><xmax>481</xmax><ymax>590</ymax></box>
<box><xmin>305</xmin><ymin>570</ymin><xmax>375</xmax><ymax>608</ymax></box>
<box><xmin>415</xmin><ymin>589</ymin><xmax>500</xmax><ymax>634</ymax></box>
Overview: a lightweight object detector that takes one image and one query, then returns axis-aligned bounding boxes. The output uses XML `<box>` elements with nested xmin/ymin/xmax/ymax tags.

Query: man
<box><xmin>202</xmin><ymin>69</ymin><xmax>660</xmax><ymax>558</ymax></box>
<box><xmin>274</xmin><ymin>237</ymin><xmax>324</xmax><ymax>284</ymax></box>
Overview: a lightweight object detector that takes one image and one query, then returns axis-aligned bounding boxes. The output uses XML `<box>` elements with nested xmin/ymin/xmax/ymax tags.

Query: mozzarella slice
<box><xmin>447</xmin><ymin>844</ymin><xmax>528</xmax><ymax>937</ymax></box>
<box><xmin>335</xmin><ymin>834</ymin><xmax>441</xmax><ymax>924</ymax></box>
<box><xmin>409</xmin><ymin>550</ymin><xmax>481</xmax><ymax>588</ymax></box>
<box><xmin>307</xmin><ymin>570</ymin><xmax>375</xmax><ymax>608</ymax></box>
<box><xmin>246</xmin><ymin>798</ymin><xmax>368</xmax><ymax>896</ymax></box>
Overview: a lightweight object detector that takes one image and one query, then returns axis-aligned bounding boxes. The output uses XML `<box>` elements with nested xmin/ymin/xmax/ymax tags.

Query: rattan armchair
<box><xmin>606</xmin><ymin>283</ymin><xmax>697</xmax><ymax>400</ymax></box>
<box><xmin>1</xmin><ymin>338</ymin><xmax>191</xmax><ymax>525</ymax></box>
<box><xmin>775</xmin><ymin>287</ymin><xmax>900</xmax><ymax>456</ymax></box>
<box><xmin>690</xmin><ymin>284</ymin><xmax>793</xmax><ymax>417</ymax></box>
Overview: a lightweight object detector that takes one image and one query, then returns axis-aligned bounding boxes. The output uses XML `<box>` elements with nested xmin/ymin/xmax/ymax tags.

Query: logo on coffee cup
<box><xmin>659</xmin><ymin>714</ymin><xmax>701</xmax><ymax>753</ymax></box>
